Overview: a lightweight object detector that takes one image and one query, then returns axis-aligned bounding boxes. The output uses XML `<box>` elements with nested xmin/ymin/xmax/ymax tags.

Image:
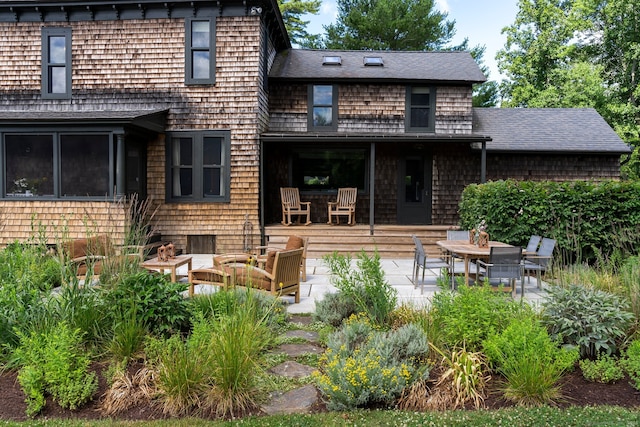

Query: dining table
<box><xmin>436</xmin><ymin>240</ymin><xmax>515</xmax><ymax>289</ymax></box>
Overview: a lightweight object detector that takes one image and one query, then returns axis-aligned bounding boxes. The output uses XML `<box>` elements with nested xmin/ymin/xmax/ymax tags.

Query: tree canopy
<box><xmin>277</xmin><ymin>0</ymin><xmax>321</xmax><ymax>47</ymax></box>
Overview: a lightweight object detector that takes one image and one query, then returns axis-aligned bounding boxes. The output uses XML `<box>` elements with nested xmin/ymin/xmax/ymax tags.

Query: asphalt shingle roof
<box><xmin>473</xmin><ymin>108</ymin><xmax>631</xmax><ymax>154</ymax></box>
<box><xmin>270</xmin><ymin>49</ymin><xmax>487</xmax><ymax>83</ymax></box>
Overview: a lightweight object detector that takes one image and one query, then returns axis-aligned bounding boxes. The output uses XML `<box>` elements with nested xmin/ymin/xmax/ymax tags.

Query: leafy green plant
<box><xmin>105</xmin><ymin>271</ymin><xmax>190</xmax><ymax>337</ymax></box>
<box><xmin>314</xmin><ymin>319</ymin><xmax>429</xmax><ymax>410</ymax></box>
<box><xmin>323</xmin><ymin>250</ymin><xmax>397</xmax><ymax>326</ymax></box>
<box><xmin>14</xmin><ymin>322</ymin><xmax>98</xmax><ymax>416</ymax></box>
<box><xmin>483</xmin><ymin>316</ymin><xmax>579</xmax><ymax>406</ymax></box>
<box><xmin>541</xmin><ymin>284</ymin><xmax>634</xmax><ymax>358</ymax></box>
<box><xmin>430</xmin><ymin>284</ymin><xmax>531</xmax><ymax>352</ymax></box>
<box><xmin>621</xmin><ymin>339</ymin><xmax>640</xmax><ymax>390</ymax></box>
<box><xmin>579</xmin><ymin>353</ymin><xmax>624</xmax><ymax>383</ymax></box>
<box><xmin>108</xmin><ymin>304</ymin><xmax>148</xmax><ymax>364</ymax></box>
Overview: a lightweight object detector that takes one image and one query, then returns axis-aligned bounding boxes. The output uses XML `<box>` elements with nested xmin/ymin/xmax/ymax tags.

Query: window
<box><xmin>185</xmin><ymin>18</ymin><xmax>216</xmax><ymax>84</ymax></box>
<box><xmin>308</xmin><ymin>85</ymin><xmax>338</xmax><ymax>131</ymax></box>
<box><xmin>4</xmin><ymin>133</ymin><xmax>111</xmax><ymax>198</ymax></box>
<box><xmin>167</xmin><ymin>131</ymin><xmax>230</xmax><ymax>202</ymax></box>
<box><xmin>406</xmin><ymin>86</ymin><xmax>436</xmax><ymax>132</ymax></box>
<box><xmin>41</xmin><ymin>27</ymin><xmax>72</xmax><ymax>99</ymax></box>
<box><xmin>291</xmin><ymin>147</ymin><xmax>367</xmax><ymax>192</ymax></box>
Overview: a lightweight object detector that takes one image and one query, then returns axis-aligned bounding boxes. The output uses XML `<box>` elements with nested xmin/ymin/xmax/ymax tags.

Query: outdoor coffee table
<box><xmin>141</xmin><ymin>254</ymin><xmax>193</xmax><ymax>283</ymax></box>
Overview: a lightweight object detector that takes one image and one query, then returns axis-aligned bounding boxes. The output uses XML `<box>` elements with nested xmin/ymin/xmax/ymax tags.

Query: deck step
<box><xmin>264</xmin><ymin>224</ymin><xmax>457</xmax><ymax>259</ymax></box>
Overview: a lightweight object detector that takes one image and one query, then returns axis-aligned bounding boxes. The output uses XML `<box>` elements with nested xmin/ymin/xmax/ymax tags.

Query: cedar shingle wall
<box><xmin>268</xmin><ymin>83</ymin><xmax>473</xmax><ymax>134</ymax></box>
<box><xmin>0</xmin><ymin>17</ymin><xmax>268</xmax><ymax>251</ymax></box>
<box><xmin>487</xmin><ymin>154</ymin><xmax>622</xmax><ymax>181</ymax></box>
<box><xmin>0</xmin><ymin>201</ymin><xmax>125</xmax><ymax>246</ymax></box>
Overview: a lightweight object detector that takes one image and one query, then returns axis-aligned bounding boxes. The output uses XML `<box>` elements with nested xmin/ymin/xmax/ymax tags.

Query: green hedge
<box><xmin>459</xmin><ymin>179</ymin><xmax>640</xmax><ymax>264</ymax></box>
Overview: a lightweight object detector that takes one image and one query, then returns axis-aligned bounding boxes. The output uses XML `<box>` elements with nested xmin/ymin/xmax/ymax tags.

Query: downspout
<box><xmin>480</xmin><ymin>141</ymin><xmax>486</xmax><ymax>184</ymax></box>
<box><xmin>369</xmin><ymin>142</ymin><xmax>375</xmax><ymax>235</ymax></box>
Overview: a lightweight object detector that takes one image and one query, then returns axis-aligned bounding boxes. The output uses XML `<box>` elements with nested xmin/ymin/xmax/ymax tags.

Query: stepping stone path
<box><xmin>261</xmin><ymin>315</ymin><xmax>324</xmax><ymax>415</ymax></box>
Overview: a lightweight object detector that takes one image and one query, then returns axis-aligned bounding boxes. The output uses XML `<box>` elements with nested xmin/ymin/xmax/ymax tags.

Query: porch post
<box><xmin>369</xmin><ymin>142</ymin><xmax>375</xmax><ymax>235</ymax></box>
<box><xmin>115</xmin><ymin>133</ymin><xmax>125</xmax><ymax>197</ymax></box>
<box><xmin>480</xmin><ymin>141</ymin><xmax>486</xmax><ymax>184</ymax></box>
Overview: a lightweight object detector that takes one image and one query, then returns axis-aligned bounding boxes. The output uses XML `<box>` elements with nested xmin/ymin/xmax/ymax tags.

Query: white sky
<box><xmin>302</xmin><ymin>0</ymin><xmax>519</xmax><ymax>83</ymax></box>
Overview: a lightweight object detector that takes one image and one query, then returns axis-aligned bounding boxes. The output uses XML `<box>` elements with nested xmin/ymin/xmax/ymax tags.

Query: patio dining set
<box><xmin>412</xmin><ymin>232</ymin><xmax>556</xmax><ymax>298</ymax></box>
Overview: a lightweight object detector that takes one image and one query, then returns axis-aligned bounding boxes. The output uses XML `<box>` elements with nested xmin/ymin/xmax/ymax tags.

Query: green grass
<box><xmin>2</xmin><ymin>407</ymin><xmax>640</xmax><ymax>426</ymax></box>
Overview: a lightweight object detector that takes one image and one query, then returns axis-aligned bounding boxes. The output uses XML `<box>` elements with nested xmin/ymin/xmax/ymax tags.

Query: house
<box><xmin>0</xmin><ymin>0</ymin><xmax>630</xmax><ymax>253</ymax></box>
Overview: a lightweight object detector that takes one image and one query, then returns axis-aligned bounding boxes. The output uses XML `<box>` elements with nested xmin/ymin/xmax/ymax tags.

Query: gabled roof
<box><xmin>269</xmin><ymin>49</ymin><xmax>487</xmax><ymax>84</ymax></box>
<box><xmin>473</xmin><ymin>108</ymin><xmax>631</xmax><ymax>154</ymax></box>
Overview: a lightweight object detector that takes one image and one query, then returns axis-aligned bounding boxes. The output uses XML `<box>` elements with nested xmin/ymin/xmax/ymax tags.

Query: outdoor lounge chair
<box><xmin>476</xmin><ymin>246</ymin><xmax>523</xmax><ymax>298</ymax></box>
<box><xmin>280</xmin><ymin>187</ymin><xmax>311</xmax><ymax>226</ymax></box>
<box><xmin>522</xmin><ymin>237</ymin><xmax>556</xmax><ymax>288</ymax></box>
<box><xmin>412</xmin><ymin>234</ymin><xmax>451</xmax><ymax>293</ymax></box>
<box><xmin>255</xmin><ymin>234</ymin><xmax>309</xmax><ymax>281</ymax></box>
<box><xmin>327</xmin><ymin>187</ymin><xmax>357</xmax><ymax>225</ymax></box>
<box><xmin>60</xmin><ymin>234</ymin><xmax>114</xmax><ymax>281</ymax></box>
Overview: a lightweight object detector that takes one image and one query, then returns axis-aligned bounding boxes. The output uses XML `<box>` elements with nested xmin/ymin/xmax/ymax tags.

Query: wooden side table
<box><xmin>141</xmin><ymin>254</ymin><xmax>193</xmax><ymax>283</ymax></box>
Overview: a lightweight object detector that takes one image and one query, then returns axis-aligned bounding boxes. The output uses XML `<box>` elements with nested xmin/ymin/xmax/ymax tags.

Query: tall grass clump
<box><xmin>483</xmin><ymin>316</ymin><xmax>579</xmax><ymax>406</ymax></box>
<box><xmin>321</xmin><ymin>250</ymin><xmax>397</xmax><ymax>327</ymax></box>
<box><xmin>541</xmin><ymin>284</ymin><xmax>634</xmax><ymax>358</ymax></box>
<box><xmin>314</xmin><ymin>317</ymin><xmax>429</xmax><ymax>410</ymax></box>
<box><xmin>430</xmin><ymin>284</ymin><xmax>531</xmax><ymax>352</ymax></box>
<box><xmin>148</xmin><ymin>290</ymin><xmax>274</xmax><ymax>417</ymax></box>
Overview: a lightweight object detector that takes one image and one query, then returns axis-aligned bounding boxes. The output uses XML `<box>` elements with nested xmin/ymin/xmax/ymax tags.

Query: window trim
<box><xmin>307</xmin><ymin>84</ymin><xmax>338</xmax><ymax>131</ymax></box>
<box><xmin>41</xmin><ymin>27</ymin><xmax>72</xmax><ymax>100</ymax></box>
<box><xmin>405</xmin><ymin>85</ymin><xmax>436</xmax><ymax>133</ymax></box>
<box><xmin>165</xmin><ymin>130</ymin><xmax>230</xmax><ymax>203</ymax></box>
<box><xmin>1</xmin><ymin>130</ymin><xmax>115</xmax><ymax>200</ymax></box>
<box><xmin>185</xmin><ymin>17</ymin><xmax>216</xmax><ymax>85</ymax></box>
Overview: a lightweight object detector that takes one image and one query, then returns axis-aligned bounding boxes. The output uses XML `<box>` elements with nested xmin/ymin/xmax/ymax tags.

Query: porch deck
<box><xmin>263</xmin><ymin>224</ymin><xmax>458</xmax><ymax>259</ymax></box>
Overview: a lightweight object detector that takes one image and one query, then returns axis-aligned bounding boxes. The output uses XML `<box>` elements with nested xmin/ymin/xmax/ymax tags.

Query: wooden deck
<box><xmin>264</xmin><ymin>224</ymin><xmax>459</xmax><ymax>259</ymax></box>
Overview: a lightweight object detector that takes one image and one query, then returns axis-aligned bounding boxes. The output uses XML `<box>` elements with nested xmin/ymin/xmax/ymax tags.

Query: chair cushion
<box><xmin>265</xmin><ymin>251</ymin><xmax>277</xmax><ymax>274</ymax></box>
<box><xmin>224</xmin><ymin>266</ymin><xmax>271</xmax><ymax>290</ymax></box>
<box><xmin>285</xmin><ymin>235</ymin><xmax>305</xmax><ymax>250</ymax></box>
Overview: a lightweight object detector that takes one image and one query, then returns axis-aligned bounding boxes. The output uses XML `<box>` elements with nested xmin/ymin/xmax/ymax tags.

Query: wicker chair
<box><xmin>327</xmin><ymin>187</ymin><xmax>357</xmax><ymax>225</ymax></box>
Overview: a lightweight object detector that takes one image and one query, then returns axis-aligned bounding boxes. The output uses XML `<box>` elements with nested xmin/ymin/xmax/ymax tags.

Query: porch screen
<box><xmin>5</xmin><ymin>135</ymin><xmax>54</xmax><ymax>197</ymax></box>
<box><xmin>60</xmin><ymin>134</ymin><xmax>109</xmax><ymax>197</ymax></box>
<box><xmin>292</xmin><ymin>148</ymin><xmax>366</xmax><ymax>191</ymax></box>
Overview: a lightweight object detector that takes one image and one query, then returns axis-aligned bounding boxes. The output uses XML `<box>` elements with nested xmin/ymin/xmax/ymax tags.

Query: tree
<box><xmin>454</xmin><ymin>40</ymin><xmax>500</xmax><ymax>108</ymax></box>
<box><xmin>277</xmin><ymin>0</ymin><xmax>321</xmax><ymax>47</ymax></box>
<box><xmin>321</xmin><ymin>0</ymin><xmax>455</xmax><ymax>51</ymax></box>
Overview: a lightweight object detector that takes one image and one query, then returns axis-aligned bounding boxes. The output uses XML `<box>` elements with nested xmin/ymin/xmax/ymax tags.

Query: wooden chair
<box><xmin>280</xmin><ymin>187</ymin><xmax>311</xmax><ymax>226</ymax></box>
<box><xmin>327</xmin><ymin>187</ymin><xmax>357</xmax><ymax>225</ymax></box>
<box><xmin>60</xmin><ymin>234</ymin><xmax>113</xmax><ymax>280</ymax></box>
<box><xmin>255</xmin><ymin>235</ymin><xmax>309</xmax><ymax>281</ymax></box>
<box><xmin>226</xmin><ymin>248</ymin><xmax>304</xmax><ymax>303</ymax></box>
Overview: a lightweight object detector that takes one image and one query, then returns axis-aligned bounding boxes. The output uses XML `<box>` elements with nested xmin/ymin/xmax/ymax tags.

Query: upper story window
<box><xmin>185</xmin><ymin>18</ymin><xmax>216</xmax><ymax>85</ymax></box>
<box><xmin>308</xmin><ymin>84</ymin><xmax>338</xmax><ymax>131</ymax></box>
<box><xmin>167</xmin><ymin>130</ymin><xmax>230</xmax><ymax>202</ymax></box>
<box><xmin>3</xmin><ymin>132</ymin><xmax>111</xmax><ymax>198</ymax></box>
<box><xmin>406</xmin><ymin>86</ymin><xmax>436</xmax><ymax>132</ymax></box>
<box><xmin>41</xmin><ymin>27</ymin><xmax>72</xmax><ymax>99</ymax></box>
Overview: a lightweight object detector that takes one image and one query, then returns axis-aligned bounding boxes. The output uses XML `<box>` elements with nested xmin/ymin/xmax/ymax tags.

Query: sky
<box><xmin>302</xmin><ymin>0</ymin><xmax>520</xmax><ymax>83</ymax></box>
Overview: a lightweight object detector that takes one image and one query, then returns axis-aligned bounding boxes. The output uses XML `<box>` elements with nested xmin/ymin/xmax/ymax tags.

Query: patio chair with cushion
<box><xmin>412</xmin><ymin>234</ymin><xmax>451</xmax><ymax>294</ymax></box>
<box><xmin>476</xmin><ymin>246</ymin><xmax>523</xmax><ymax>298</ymax></box>
<box><xmin>227</xmin><ymin>247</ymin><xmax>304</xmax><ymax>303</ymax></box>
<box><xmin>60</xmin><ymin>234</ymin><xmax>114</xmax><ymax>280</ymax></box>
<box><xmin>255</xmin><ymin>234</ymin><xmax>309</xmax><ymax>281</ymax></box>
<box><xmin>280</xmin><ymin>187</ymin><xmax>311</xmax><ymax>226</ymax></box>
<box><xmin>327</xmin><ymin>187</ymin><xmax>357</xmax><ymax>225</ymax></box>
<box><xmin>522</xmin><ymin>237</ymin><xmax>556</xmax><ymax>288</ymax></box>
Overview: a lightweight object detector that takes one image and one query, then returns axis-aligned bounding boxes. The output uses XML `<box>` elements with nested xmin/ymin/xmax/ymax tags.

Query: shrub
<box><xmin>622</xmin><ymin>339</ymin><xmax>640</xmax><ymax>390</ymax></box>
<box><xmin>313</xmin><ymin>291</ymin><xmax>358</xmax><ymax>327</ymax></box>
<box><xmin>14</xmin><ymin>322</ymin><xmax>98</xmax><ymax>416</ymax></box>
<box><xmin>430</xmin><ymin>284</ymin><xmax>530</xmax><ymax>352</ymax></box>
<box><xmin>579</xmin><ymin>353</ymin><xmax>624</xmax><ymax>384</ymax></box>
<box><xmin>105</xmin><ymin>272</ymin><xmax>190</xmax><ymax>337</ymax></box>
<box><xmin>483</xmin><ymin>316</ymin><xmax>579</xmax><ymax>406</ymax></box>
<box><xmin>541</xmin><ymin>284</ymin><xmax>634</xmax><ymax>358</ymax></box>
<box><xmin>323</xmin><ymin>251</ymin><xmax>397</xmax><ymax>327</ymax></box>
<box><xmin>314</xmin><ymin>319</ymin><xmax>429</xmax><ymax>410</ymax></box>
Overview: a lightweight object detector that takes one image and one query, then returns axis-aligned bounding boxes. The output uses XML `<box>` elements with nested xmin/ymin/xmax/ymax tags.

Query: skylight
<box><xmin>364</xmin><ymin>56</ymin><xmax>384</xmax><ymax>66</ymax></box>
<box><xmin>322</xmin><ymin>56</ymin><xmax>342</xmax><ymax>65</ymax></box>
